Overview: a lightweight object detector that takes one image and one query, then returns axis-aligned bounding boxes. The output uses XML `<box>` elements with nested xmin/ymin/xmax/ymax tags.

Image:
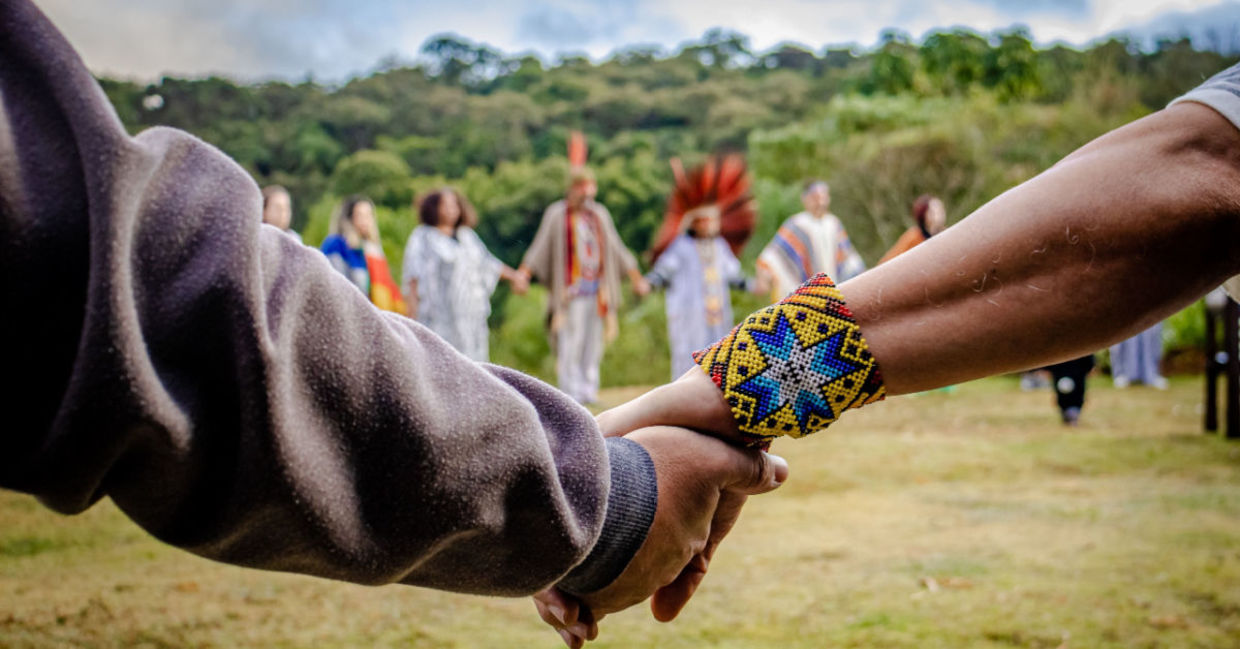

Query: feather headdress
<box><xmin>568</xmin><ymin>131</ymin><xmax>588</xmax><ymax>169</ymax></box>
<box><xmin>652</xmin><ymin>154</ymin><xmax>756</xmax><ymax>262</ymax></box>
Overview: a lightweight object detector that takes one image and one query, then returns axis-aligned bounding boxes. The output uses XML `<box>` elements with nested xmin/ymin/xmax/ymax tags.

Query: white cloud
<box><xmin>28</xmin><ymin>0</ymin><xmax>1240</xmax><ymax>81</ymax></box>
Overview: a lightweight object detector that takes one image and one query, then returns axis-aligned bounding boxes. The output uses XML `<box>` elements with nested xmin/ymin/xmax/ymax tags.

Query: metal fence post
<box><xmin>1225</xmin><ymin>296</ymin><xmax>1239</xmax><ymax>439</ymax></box>
<box><xmin>1205</xmin><ymin>300</ymin><xmax>1219</xmax><ymax>432</ymax></box>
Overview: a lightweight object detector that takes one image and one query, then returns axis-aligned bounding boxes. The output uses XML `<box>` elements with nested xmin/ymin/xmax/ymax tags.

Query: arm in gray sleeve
<box><xmin>0</xmin><ymin>0</ymin><xmax>655</xmax><ymax>597</ymax></box>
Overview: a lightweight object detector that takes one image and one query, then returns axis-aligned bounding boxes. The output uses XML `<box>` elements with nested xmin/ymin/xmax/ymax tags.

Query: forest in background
<box><xmin>98</xmin><ymin>28</ymin><xmax>1236</xmax><ymax>384</ymax></box>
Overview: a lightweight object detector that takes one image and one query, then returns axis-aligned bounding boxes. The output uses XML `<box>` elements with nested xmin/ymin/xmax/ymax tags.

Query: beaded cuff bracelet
<box><xmin>693</xmin><ymin>274</ymin><xmax>885</xmax><ymax>447</ymax></box>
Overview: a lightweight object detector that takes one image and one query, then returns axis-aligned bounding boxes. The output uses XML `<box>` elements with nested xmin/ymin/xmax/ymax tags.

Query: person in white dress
<box><xmin>402</xmin><ymin>188</ymin><xmax>528</xmax><ymax>362</ymax></box>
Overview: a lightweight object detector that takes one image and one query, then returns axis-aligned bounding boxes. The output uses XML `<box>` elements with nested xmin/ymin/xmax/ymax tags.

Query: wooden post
<box><xmin>1205</xmin><ymin>301</ymin><xmax>1219</xmax><ymax>432</ymax></box>
<box><xmin>1226</xmin><ymin>296</ymin><xmax>1240</xmax><ymax>439</ymax></box>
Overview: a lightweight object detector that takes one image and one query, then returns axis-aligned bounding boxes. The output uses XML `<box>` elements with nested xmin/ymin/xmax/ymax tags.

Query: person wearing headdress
<box><xmin>879</xmin><ymin>193</ymin><xmax>946</xmax><ymax>264</ymax></box>
<box><xmin>321</xmin><ymin>195</ymin><xmax>407</xmax><ymax>314</ymax></box>
<box><xmin>517</xmin><ymin>133</ymin><xmax>650</xmax><ymax>404</ymax></box>
<box><xmin>402</xmin><ymin>187</ymin><xmax>528</xmax><ymax>362</ymax></box>
<box><xmin>756</xmin><ymin>180</ymin><xmax>866</xmax><ymax>300</ymax></box>
<box><xmin>646</xmin><ymin>156</ymin><xmax>756</xmax><ymax>379</ymax></box>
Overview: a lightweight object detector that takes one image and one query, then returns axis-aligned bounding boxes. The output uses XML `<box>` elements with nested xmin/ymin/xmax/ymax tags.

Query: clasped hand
<box><xmin>534</xmin><ymin>371</ymin><xmax>787</xmax><ymax>648</ymax></box>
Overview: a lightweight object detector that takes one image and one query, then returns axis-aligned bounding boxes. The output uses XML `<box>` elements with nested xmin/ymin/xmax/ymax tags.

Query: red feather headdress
<box><xmin>652</xmin><ymin>154</ymin><xmax>756</xmax><ymax>262</ymax></box>
<box><xmin>568</xmin><ymin>131</ymin><xmax>588</xmax><ymax>169</ymax></box>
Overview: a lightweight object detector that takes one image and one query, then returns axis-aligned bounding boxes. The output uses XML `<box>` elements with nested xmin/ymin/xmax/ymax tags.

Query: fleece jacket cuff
<box><xmin>556</xmin><ymin>437</ymin><xmax>658</xmax><ymax>595</ymax></box>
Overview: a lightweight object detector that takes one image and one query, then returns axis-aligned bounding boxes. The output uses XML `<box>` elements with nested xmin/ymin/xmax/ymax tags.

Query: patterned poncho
<box><xmin>757</xmin><ymin>211</ymin><xmax>865</xmax><ymax>299</ymax></box>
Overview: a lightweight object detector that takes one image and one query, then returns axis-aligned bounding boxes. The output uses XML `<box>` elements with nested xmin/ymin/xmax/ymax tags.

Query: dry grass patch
<box><xmin>2</xmin><ymin>376</ymin><xmax>1239</xmax><ymax>648</ymax></box>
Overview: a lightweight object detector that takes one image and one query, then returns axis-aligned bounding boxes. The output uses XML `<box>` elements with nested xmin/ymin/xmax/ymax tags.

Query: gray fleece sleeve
<box><xmin>0</xmin><ymin>0</ymin><xmax>655</xmax><ymax>597</ymax></box>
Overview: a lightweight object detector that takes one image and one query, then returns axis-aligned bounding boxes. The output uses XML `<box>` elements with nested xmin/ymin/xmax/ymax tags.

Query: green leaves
<box><xmin>331</xmin><ymin>150</ymin><xmax>414</xmax><ymax>206</ymax></box>
<box><xmin>95</xmin><ymin>27</ymin><xmax>1237</xmax><ymax>376</ymax></box>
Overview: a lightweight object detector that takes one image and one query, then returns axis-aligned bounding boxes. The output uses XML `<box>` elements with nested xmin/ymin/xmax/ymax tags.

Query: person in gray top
<box><xmin>0</xmin><ymin>2</ymin><xmax>788</xmax><ymax>646</ymax></box>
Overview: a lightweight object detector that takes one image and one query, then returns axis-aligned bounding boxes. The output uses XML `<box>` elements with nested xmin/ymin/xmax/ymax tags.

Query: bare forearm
<box><xmin>844</xmin><ymin>102</ymin><xmax>1240</xmax><ymax>394</ymax></box>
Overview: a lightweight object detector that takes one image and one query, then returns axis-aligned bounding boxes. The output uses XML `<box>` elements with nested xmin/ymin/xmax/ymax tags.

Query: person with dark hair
<box><xmin>402</xmin><ymin>188</ymin><xmax>528</xmax><ymax>361</ymax></box>
<box><xmin>261</xmin><ymin>185</ymin><xmax>301</xmax><ymax>243</ymax></box>
<box><xmin>755</xmin><ymin>180</ymin><xmax>866</xmax><ymax>299</ymax></box>
<box><xmin>321</xmin><ymin>195</ymin><xmax>406</xmax><ymax>314</ymax></box>
<box><xmin>879</xmin><ymin>193</ymin><xmax>947</xmax><ymax>264</ymax></box>
<box><xmin>518</xmin><ymin>156</ymin><xmax>651</xmax><ymax>405</ymax></box>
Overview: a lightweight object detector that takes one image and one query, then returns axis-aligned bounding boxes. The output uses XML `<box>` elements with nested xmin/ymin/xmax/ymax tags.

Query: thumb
<box><xmin>722</xmin><ymin>449</ymin><xmax>789</xmax><ymax>496</ymax></box>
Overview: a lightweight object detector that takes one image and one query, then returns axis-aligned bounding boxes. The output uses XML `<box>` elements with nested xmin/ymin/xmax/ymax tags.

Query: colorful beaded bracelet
<box><xmin>693</xmin><ymin>273</ymin><xmax>885</xmax><ymax>447</ymax></box>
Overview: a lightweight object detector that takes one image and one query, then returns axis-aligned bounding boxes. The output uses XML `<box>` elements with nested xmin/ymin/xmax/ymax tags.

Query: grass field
<box><xmin>2</xmin><ymin>376</ymin><xmax>1239</xmax><ymax>648</ymax></box>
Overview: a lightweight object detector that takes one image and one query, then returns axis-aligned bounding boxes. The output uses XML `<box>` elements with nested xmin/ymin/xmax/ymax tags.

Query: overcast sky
<box><xmin>35</xmin><ymin>0</ymin><xmax>1240</xmax><ymax>82</ymax></box>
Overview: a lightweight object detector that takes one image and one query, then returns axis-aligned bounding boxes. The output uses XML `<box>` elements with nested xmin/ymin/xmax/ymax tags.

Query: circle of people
<box><xmin>263</xmin><ymin>163</ymin><xmax>1165</xmax><ymax>417</ymax></box>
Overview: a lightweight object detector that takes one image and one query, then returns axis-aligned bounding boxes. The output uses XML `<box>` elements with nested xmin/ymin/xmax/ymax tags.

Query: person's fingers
<box><xmin>532</xmin><ymin>588</ymin><xmax>578</xmax><ymax>628</ymax></box>
<box><xmin>534</xmin><ymin>588</ymin><xmax>603</xmax><ymax>646</ymax></box>
<box><xmin>533</xmin><ymin>597</ymin><xmax>560</xmax><ymax>629</ymax></box>
<box><xmin>646</xmin><ymin>450</ymin><xmax>784</xmax><ymax>622</ymax></box>
<box><xmin>650</xmin><ymin>552</ymin><xmax>709</xmax><ymax>622</ymax></box>
<box><xmin>648</xmin><ymin>491</ymin><xmax>751</xmax><ymax>622</ymax></box>
<box><xmin>721</xmin><ymin>449</ymin><xmax>789</xmax><ymax>496</ymax></box>
<box><xmin>576</xmin><ymin>606</ymin><xmax>602</xmax><ymax>641</ymax></box>
<box><xmin>574</xmin><ymin>427</ymin><xmax>783</xmax><ymax>623</ymax></box>
<box><xmin>565</xmin><ymin>622</ymin><xmax>593</xmax><ymax>642</ymax></box>
<box><xmin>556</xmin><ymin>628</ymin><xmax>583</xmax><ymax>649</ymax></box>
<box><xmin>560</xmin><ymin>611</ymin><xmax>600</xmax><ymax>647</ymax></box>
<box><xmin>702</xmin><ymin>491</ymin><xmax>749</xmax><ymax>561</ymax></box>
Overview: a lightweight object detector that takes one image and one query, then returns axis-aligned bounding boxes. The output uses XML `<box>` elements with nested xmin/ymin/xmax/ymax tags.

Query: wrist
<box><xmin>556</xmin><ymin>437</ymin><xmax>658</xmax><ymax>596</ymax></box>
<box><xmin>670</xmin><ymin>369</ymin><xmax>741</xmax><ymax>440</ymax></box>
<box><xmin>693</xmin><ymin>273</ymin><xmax>885</xmax><ymax>446</ymax></box>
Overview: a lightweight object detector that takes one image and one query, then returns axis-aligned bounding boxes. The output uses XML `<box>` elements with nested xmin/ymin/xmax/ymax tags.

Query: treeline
<box><xmin>98</xmin><ymin>28</ymin><xmax>1234</xmax><ymax>383</ymax></box>
<box><xmin>99</xmin><ymin>28</ymin><xmax>1231</xmax><ymax>259</ymax></box>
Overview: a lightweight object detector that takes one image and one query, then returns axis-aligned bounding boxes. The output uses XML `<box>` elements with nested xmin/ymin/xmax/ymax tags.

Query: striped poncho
<box><xmin>757</xmin><ymin>211</ymin><xmax>866</xmax><ymax>299</ymax></box>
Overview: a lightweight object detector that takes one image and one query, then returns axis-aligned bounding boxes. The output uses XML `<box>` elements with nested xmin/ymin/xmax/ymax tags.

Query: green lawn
<box><xmin>2</xmin><ymin>377</ymin><xmax>1238</xmax><ymax>648</ymax></box>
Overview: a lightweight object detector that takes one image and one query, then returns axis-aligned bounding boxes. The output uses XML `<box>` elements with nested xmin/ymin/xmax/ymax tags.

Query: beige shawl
<box><xmin>522</xmin><ymin>199</ymin><xmax>638</xmax><ymax>341</ymax></box>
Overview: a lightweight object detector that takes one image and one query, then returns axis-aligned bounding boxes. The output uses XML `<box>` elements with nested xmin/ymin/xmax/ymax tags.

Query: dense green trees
<box><xmin>99</xmin><ymin>28</ymin><xmax>1236</xmax><ymax>383</ymax></box>
<box><xmin>101</xmin><ymin>28</ymin><xmax>1230</xmax><ymax>237</ymax></box>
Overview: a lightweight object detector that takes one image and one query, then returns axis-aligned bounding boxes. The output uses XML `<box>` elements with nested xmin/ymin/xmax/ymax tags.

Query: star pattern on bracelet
<box><xmin>736</xmin><ymin>312</ymin><xmax>858</xmax><ymax>430</ymax></box>
<box><xmin>693</xmin><ymin>273</ymin><xmax>886</xmax><ymax>446</ymax></box>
